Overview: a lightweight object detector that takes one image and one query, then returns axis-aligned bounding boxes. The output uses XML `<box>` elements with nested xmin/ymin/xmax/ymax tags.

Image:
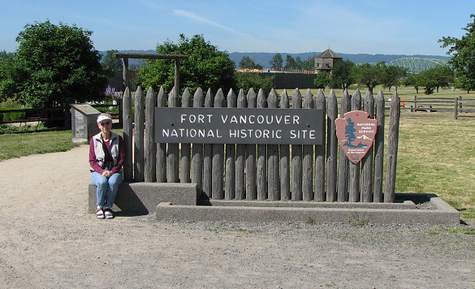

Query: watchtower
<box><xmin>315</xmin><ymin>49</ymin><xmax>342</xmax><ymax>74</ymax></box>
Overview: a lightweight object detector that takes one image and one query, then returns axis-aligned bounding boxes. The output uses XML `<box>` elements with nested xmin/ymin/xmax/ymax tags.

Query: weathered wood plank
<box><xmin>280</xmin><ymin>89</ymin><xmax>290</xmax><ymax>200</ymax></box>
<box><xmin>134</xmin><ymin>86</ymin><xmax>145</xmax><ymax>182</ymax></box>
<box><xmin>191</xmin><ymin>87</ymin><xmax>204</xmax><ymax>190</ymax></box>
<box><xmin>384</xmin><ymin>93</ymin><xmax>400</xmax><ymax>203</ymax></box>
<box><xmin>212</xmin><ymin>88</ymin><xmax>225</xmax><ymax>199</ymax></box>
<box><xmin>373</xmin><ymin>91</ymin><xmax>385</xmax><ymax>202</ymax></box>
<box><xmin>302</xmin><ymin>89</ymin><xmax>314</xmax><ymax>201</ymax></box>
<box><xmin>291</xmin><ymin>89</ymin><xmax>302</xmax><ymax>201</ymax></box>
<box><xmin>166</xmin><ymin>87</ymin><xmax>179</xmax><ymax>182</ymax></box>
<box><xmin>361</xmin><ymin>90</ymin><xmax>374</xmax><ymax>202</ymax></box>
<box><xmin>349</xmin><ymin>89</ymin><xmax>361</xmax><ymax>202</ymax></box>
<box><xmin>180</xmin><ymin>88</ymin><xmax>191</xmax><ymax>183</ymax></box>
<box><xmin>314</xmin><ymin>89</ymin><xmax>326</xmax><ymax>201</ymax></box>
<box><xmin>144</xmin><ymin>87</ymin><xmax>156</xmax><ymax>182</ymax></box>
<box><xmin>202</xmin><ymin>88</ymin><xmax>213</xmax><ymax>198</ymax></box>
<box><xmin>256</xmin><ymin>88</ymin><xmax>267</xmax><ymax>200</ymax></box>
<box><xmin>326</xmin><ymin>90</ymin><xmax>338</xmax><ymax>202</ymax></box>
<box><xmin>156</xmin><ymin>86</ymin><xmax>167</xmax><ymax>182</ymax></box>
<box><xmin>267</xmin><ymin>88</ymin><xmax>280</xmax><ymax>201</ymax></box>
<box><xmin>235</xmin><ymin>89</ymin><xmax>247</xmax><ymax>199</ymax></box>
<box><xmin>246</xmin><ymin>88</ymin><xmax>257</xmax><ymax>200</ymax></box>
<box><xmin>225</xmin><ymin>89</ymin><xmax>237</xmax><ymax>199</ymax></box>
<box><xmin>337</xmin><ymin>89</ymin><xmax>350</xmax><ymax>201</ymax></box>
<box><xmin>122</xmin><ymin>87</ymin><xmax>133</xmax><ymax>181</ymax></box>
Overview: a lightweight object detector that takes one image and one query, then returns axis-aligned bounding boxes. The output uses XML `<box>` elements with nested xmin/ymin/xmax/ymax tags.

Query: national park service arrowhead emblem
<box><xmin>335</xmin><ymin>110</ymin><xmax>377</xmax><ymax>164</ymax></box>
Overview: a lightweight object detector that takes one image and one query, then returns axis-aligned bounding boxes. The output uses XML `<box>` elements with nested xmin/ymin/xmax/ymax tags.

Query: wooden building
<box><xmin>315</xmin><ymin>49</ymin><xmax>342</xmax><ymax>74</ymax></box>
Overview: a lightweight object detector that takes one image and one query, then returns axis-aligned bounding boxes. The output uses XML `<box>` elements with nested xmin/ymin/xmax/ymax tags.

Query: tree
<box><xmin>314</xmin><ymin>72</ymin><xmax>330</xmax><ymax>89</ymax></box>
<box><xmin>270</xmin><ymin>53</ymin><xmax>283</xmax><ymax>71</ymax></box>
<box><xmin>440</xmin><ymin>14</ymin><xmax>475</xmax><ymax>93</ymax></box>
<box><xmin>138</xmin><ymin>34</ymin><xmax>235</xmax><ymax>91</ymax></box>
<box><xmin>431</xmin><ymin>65</ymin><xmax>453</xmax><ymax>92</ymax></box>
<box><xmin>329</xmin><ymin>59</ymin><xmax>354</xmax><ymax>89</ymax></box>
<box><xmin>15</xmin><ymin>21</ymin><xmax>107</xmax><ymax>108</ymax></box>
<box><xmin>101</xmin><ymin>49</ymin><xmax>122</xmax><ymax>78</ymax></box>
<box><xmin>239</xmin><ymin>56</ymin><xmax>262</xmax><ymax>70</ymax></box>
<box><xmin>285</xmin><ymin>55</ymin><xmax>298</xmax><ymax>70</ymax></box>
<box><xmin>403</xmin><ymin>73</ymin><xmax>422</xmax><ymax>94</ymax></box>
<box><xmin>352</xmin><ymin>63</ymin><xmax>382</xmax><ymax>93</ymax></box>
<box><xmin>235</xmin><ymin>72</ymin><xmax>273</xmax><ymax>93</ymax></box>
<box><xmin>379</xmin><ymin>64</ymin><xmax>406</xmax><ymax>91</ymax></box>
<box><xmin>0</xmin><ymin>51</ymin><xmax>22</xmax><ymax>101</ymax></box>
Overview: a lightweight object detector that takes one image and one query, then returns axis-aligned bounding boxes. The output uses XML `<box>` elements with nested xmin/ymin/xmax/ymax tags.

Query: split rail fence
<box><xmin>122</xmin><ymin>86</ymin><xmax>400</xmax><ymax>203</ymax></box>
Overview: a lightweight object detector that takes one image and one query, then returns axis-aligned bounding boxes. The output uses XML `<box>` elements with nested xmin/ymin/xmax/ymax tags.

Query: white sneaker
<box><xmin>104</xmin><ymin>208</ymin><xmax>114</xmax><ymax>219</ymax></box>
<box><xmin>96</xmin><ymin>208</ymin><xmax>105</xmax><ymax>219</ymax></box>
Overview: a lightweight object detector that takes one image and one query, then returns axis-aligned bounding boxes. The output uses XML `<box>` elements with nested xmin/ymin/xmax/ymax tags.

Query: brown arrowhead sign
<box><xmin>335</xmin><ymin>110</ymin><xmax>377</xmax><ymax>164</ymax></box>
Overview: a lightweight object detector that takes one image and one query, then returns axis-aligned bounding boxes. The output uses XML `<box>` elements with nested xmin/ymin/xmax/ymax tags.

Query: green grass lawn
<box><xmin>396</xmin><ymin>111</ymin><xmax>475</xmax><ymax>222</ymax></box>
<box><xmin>0</xmin><ymin>130</ymin><xmax>78</xmax><ymax>160</ymax></box>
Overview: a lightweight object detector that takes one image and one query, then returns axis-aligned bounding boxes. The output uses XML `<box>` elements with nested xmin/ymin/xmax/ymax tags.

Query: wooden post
<box><xmin>180</xmin><ymin>88</ymin><xmax>191</xmax><ymax>183</ymax></box>
<box><xmin>174</xmin><ymin>61</ymin><xmax>180</xmax><ymax>94</ymax></box>
<box><xmin>166</xmin><ymin>87</ymin><xmax>179</xmax><ymax>182</ymax></box>
<box><xmin>454</xmin><ymin>97</ymin><xmax>459</xmax><ymax>120</ymax></box>
<box><xmin>202</xmin><ymin>89</ymin><xmax>213</xmax><ymax>198</ymax></box>
<box><xmin>279</xmin><ymin>89</ymin><xmax>290</xmax><ymax>200</ymax></box>
<box><xmin>337</xmin><ymin>89</ymin><xmax>350</xmax><ymax>202</ymax></box>
<box><xmin>267</xmin><ymin>88</ymin><xmax>280</xmax><ymax>200</ymax></box>
<box><xmin>314</xmin><ymin>89</ymin><xmax>326</xmax><ymax>201</ymax></box>
<box><xmin>212</xmin><ymin>88</ymin><xmax>225</xmax><ymax>199</ymax></box>
<box><xmin>134</xmin><ymin>86</ymin><xmax>145</xmax><ymax>182</ymax></box>
<box><xmin>191</xmin><ymin>88</ymin><xmax>204</xmax><ymax>189</ymax></box>
<box><xmin>122</xmin><ymin>87</ymin><xmax>133</xmax><ymax>181</ymax></box>
<box><xmin>384</xmin><ymin>93</ymin><xmax>400</xmax><ymax>203</ymax></box>
<box><xmin>361</xmin><ymin>90</ymin><xmax>374</xmax><ymax>202</ymax></box>
<box><xmin>257</xmin><ymin>89</ymin><xmax>267</xmax><ymax>200</ymax></box>
<box><xmin>246</xmin><ymin>88</ymin><xmax>257</xmax><ymax>200</ymax></box>
<box><xmin>459</xmin><ymin>96</ymin><xmax>463</xmax><ymax>112</ymax></box>
<box><xmin>373</xmin><ymin>91</ymin><xmax>385</xmax><ymax>202</ymax></box>
<box><xmin>291</xmin><ymin>89</ymin><xmax>302</xmax><ymax>201</ymax></box>
<box><xmin>144</xmin><ymin>87</ymin><xmax>157</xmax><ymax>182</ymax></box>
<box><xmin>302</xmin><ymin>89</ymin><xmax>314</xmax><ymax>201</ymax></box>
<box><xmin>156</xmin><ymin>86</ymin><xmax>167</xmax><ymax>182</ymax></box>
<box><xmin>326</xmin><ymin>90</ymin><xmax>338</xmax><ymax>202</ymax></box>
<box><xmin>349</xmin><ymin>89</ymin><xmax>361</xmax><ymax>202</ymax></box>
<box><xmin>121</xmin><ymin>57</ymin><xmax>129</xmax><ymax>90</ymax></box>
<box><xmin>225</xmin><ymin>89</ymin><xmax>237</xmax><ymax>199</ymax></box>
<box><xmin>413</xmin><ymin>95</ymin><xmax>417</xmax><ymax>112</ymax></box>
<box><xmin>235</xmin><ymin>89</ymin><xmax>247</xmax><ymax>200</ymax></box>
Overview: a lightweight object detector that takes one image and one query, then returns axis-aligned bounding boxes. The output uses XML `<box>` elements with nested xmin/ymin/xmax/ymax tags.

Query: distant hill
<box><xmin>229</xmin><ymin>52</ymin><xmax>450</xmax><ymax>73</ymax></box>
<box><xmin>102</xmin><ymin>50</ymin><xmax>449</xmax><ymax>73</ymax></box>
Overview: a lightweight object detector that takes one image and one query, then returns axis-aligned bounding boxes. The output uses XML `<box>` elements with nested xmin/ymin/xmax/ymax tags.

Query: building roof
<box><xmin>318</xmin><ymin>49</ymin><xmax>341</xmax><ymax>59</ymax></box>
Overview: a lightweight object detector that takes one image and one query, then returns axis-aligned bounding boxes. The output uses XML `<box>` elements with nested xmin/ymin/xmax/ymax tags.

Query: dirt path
<box><xmin>0</xmin><ymin>145</ymin><xmax>474</xmax><ymax>289</ymax></box>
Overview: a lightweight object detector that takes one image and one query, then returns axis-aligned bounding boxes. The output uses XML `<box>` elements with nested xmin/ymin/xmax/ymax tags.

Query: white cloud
<box><xmin>172</xmin><ymin>9</ymin><xmax>250</xmax><ymax>37</ymax></box>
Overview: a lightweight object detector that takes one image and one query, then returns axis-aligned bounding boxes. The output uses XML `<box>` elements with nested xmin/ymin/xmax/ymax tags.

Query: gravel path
<box><xmin>0</xmin><ymin>145</ymin><xmax>474</xmax><ymax>289</ymax></box>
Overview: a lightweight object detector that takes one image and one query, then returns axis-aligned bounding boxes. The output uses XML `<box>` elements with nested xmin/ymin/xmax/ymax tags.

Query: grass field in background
<box><xmin>276</xmin><ymin>85</ymin><xmax>475</xmax><ymax>101</ymax></box>
<box><xmin>0</xmin><ymin>87</ymin><xmax>473</xmax><ymax>222</ymax></box>
<box><xmin>0</xmin><ymin>130</ymin><xmax>78</xmax><ymax>160</ymax></box>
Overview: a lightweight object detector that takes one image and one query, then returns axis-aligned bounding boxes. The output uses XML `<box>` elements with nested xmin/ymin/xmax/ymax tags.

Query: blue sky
<box><xmin>0</xmin><ymin>0</ymin><xmax>473</xmax><ymax>55</ymax></box>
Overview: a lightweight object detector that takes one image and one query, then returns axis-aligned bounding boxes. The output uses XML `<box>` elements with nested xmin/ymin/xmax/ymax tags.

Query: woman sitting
<box><xmin>89</xmin><ymin>113</ymin><xmax>125</xmax><ymax>219</ymax></box>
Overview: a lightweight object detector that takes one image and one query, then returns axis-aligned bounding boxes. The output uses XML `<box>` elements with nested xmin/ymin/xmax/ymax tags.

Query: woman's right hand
<box><xmin>101</xmin><ymin>170</ymin><xmax>111</xmax><ymax>177</ymax></box>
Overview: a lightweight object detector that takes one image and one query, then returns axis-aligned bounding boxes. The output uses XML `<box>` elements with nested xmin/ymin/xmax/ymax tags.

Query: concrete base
<box><xmin>88</xmin><ymin>182</ymin><xmax>198</xmax><ymax>214</ymax></box>
<box><xmin>156</xmin><ymin>193</ymin><xmax>460</xmax><ymax>225</ymax></box>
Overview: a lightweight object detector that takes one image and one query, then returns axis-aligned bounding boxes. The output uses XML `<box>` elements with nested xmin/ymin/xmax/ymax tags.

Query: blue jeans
<box><xmin>91</xmin><ymin>172</ymin><xmax>123</xmax><ymax>208</ymax></box>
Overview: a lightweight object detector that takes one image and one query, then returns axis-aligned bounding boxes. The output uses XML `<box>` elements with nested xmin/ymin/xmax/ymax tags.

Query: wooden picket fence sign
<box><xmin>122</xmin><ymin>86</ymin><xmax>400</xmax><ymax>203</ymax></box>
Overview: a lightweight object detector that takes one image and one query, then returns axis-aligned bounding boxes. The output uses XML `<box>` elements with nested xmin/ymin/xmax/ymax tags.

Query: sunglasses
<box><xmin>100</xmin><ymin>121</ymin><xmax>112</xmax><ymax>125</ymax></box>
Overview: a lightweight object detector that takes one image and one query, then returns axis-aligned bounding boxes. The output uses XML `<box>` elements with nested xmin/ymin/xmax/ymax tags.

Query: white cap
<box><xmin>97</xmin><ymin>113</ymin><xmax>112</xmax><ymax>123</ymax></box>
